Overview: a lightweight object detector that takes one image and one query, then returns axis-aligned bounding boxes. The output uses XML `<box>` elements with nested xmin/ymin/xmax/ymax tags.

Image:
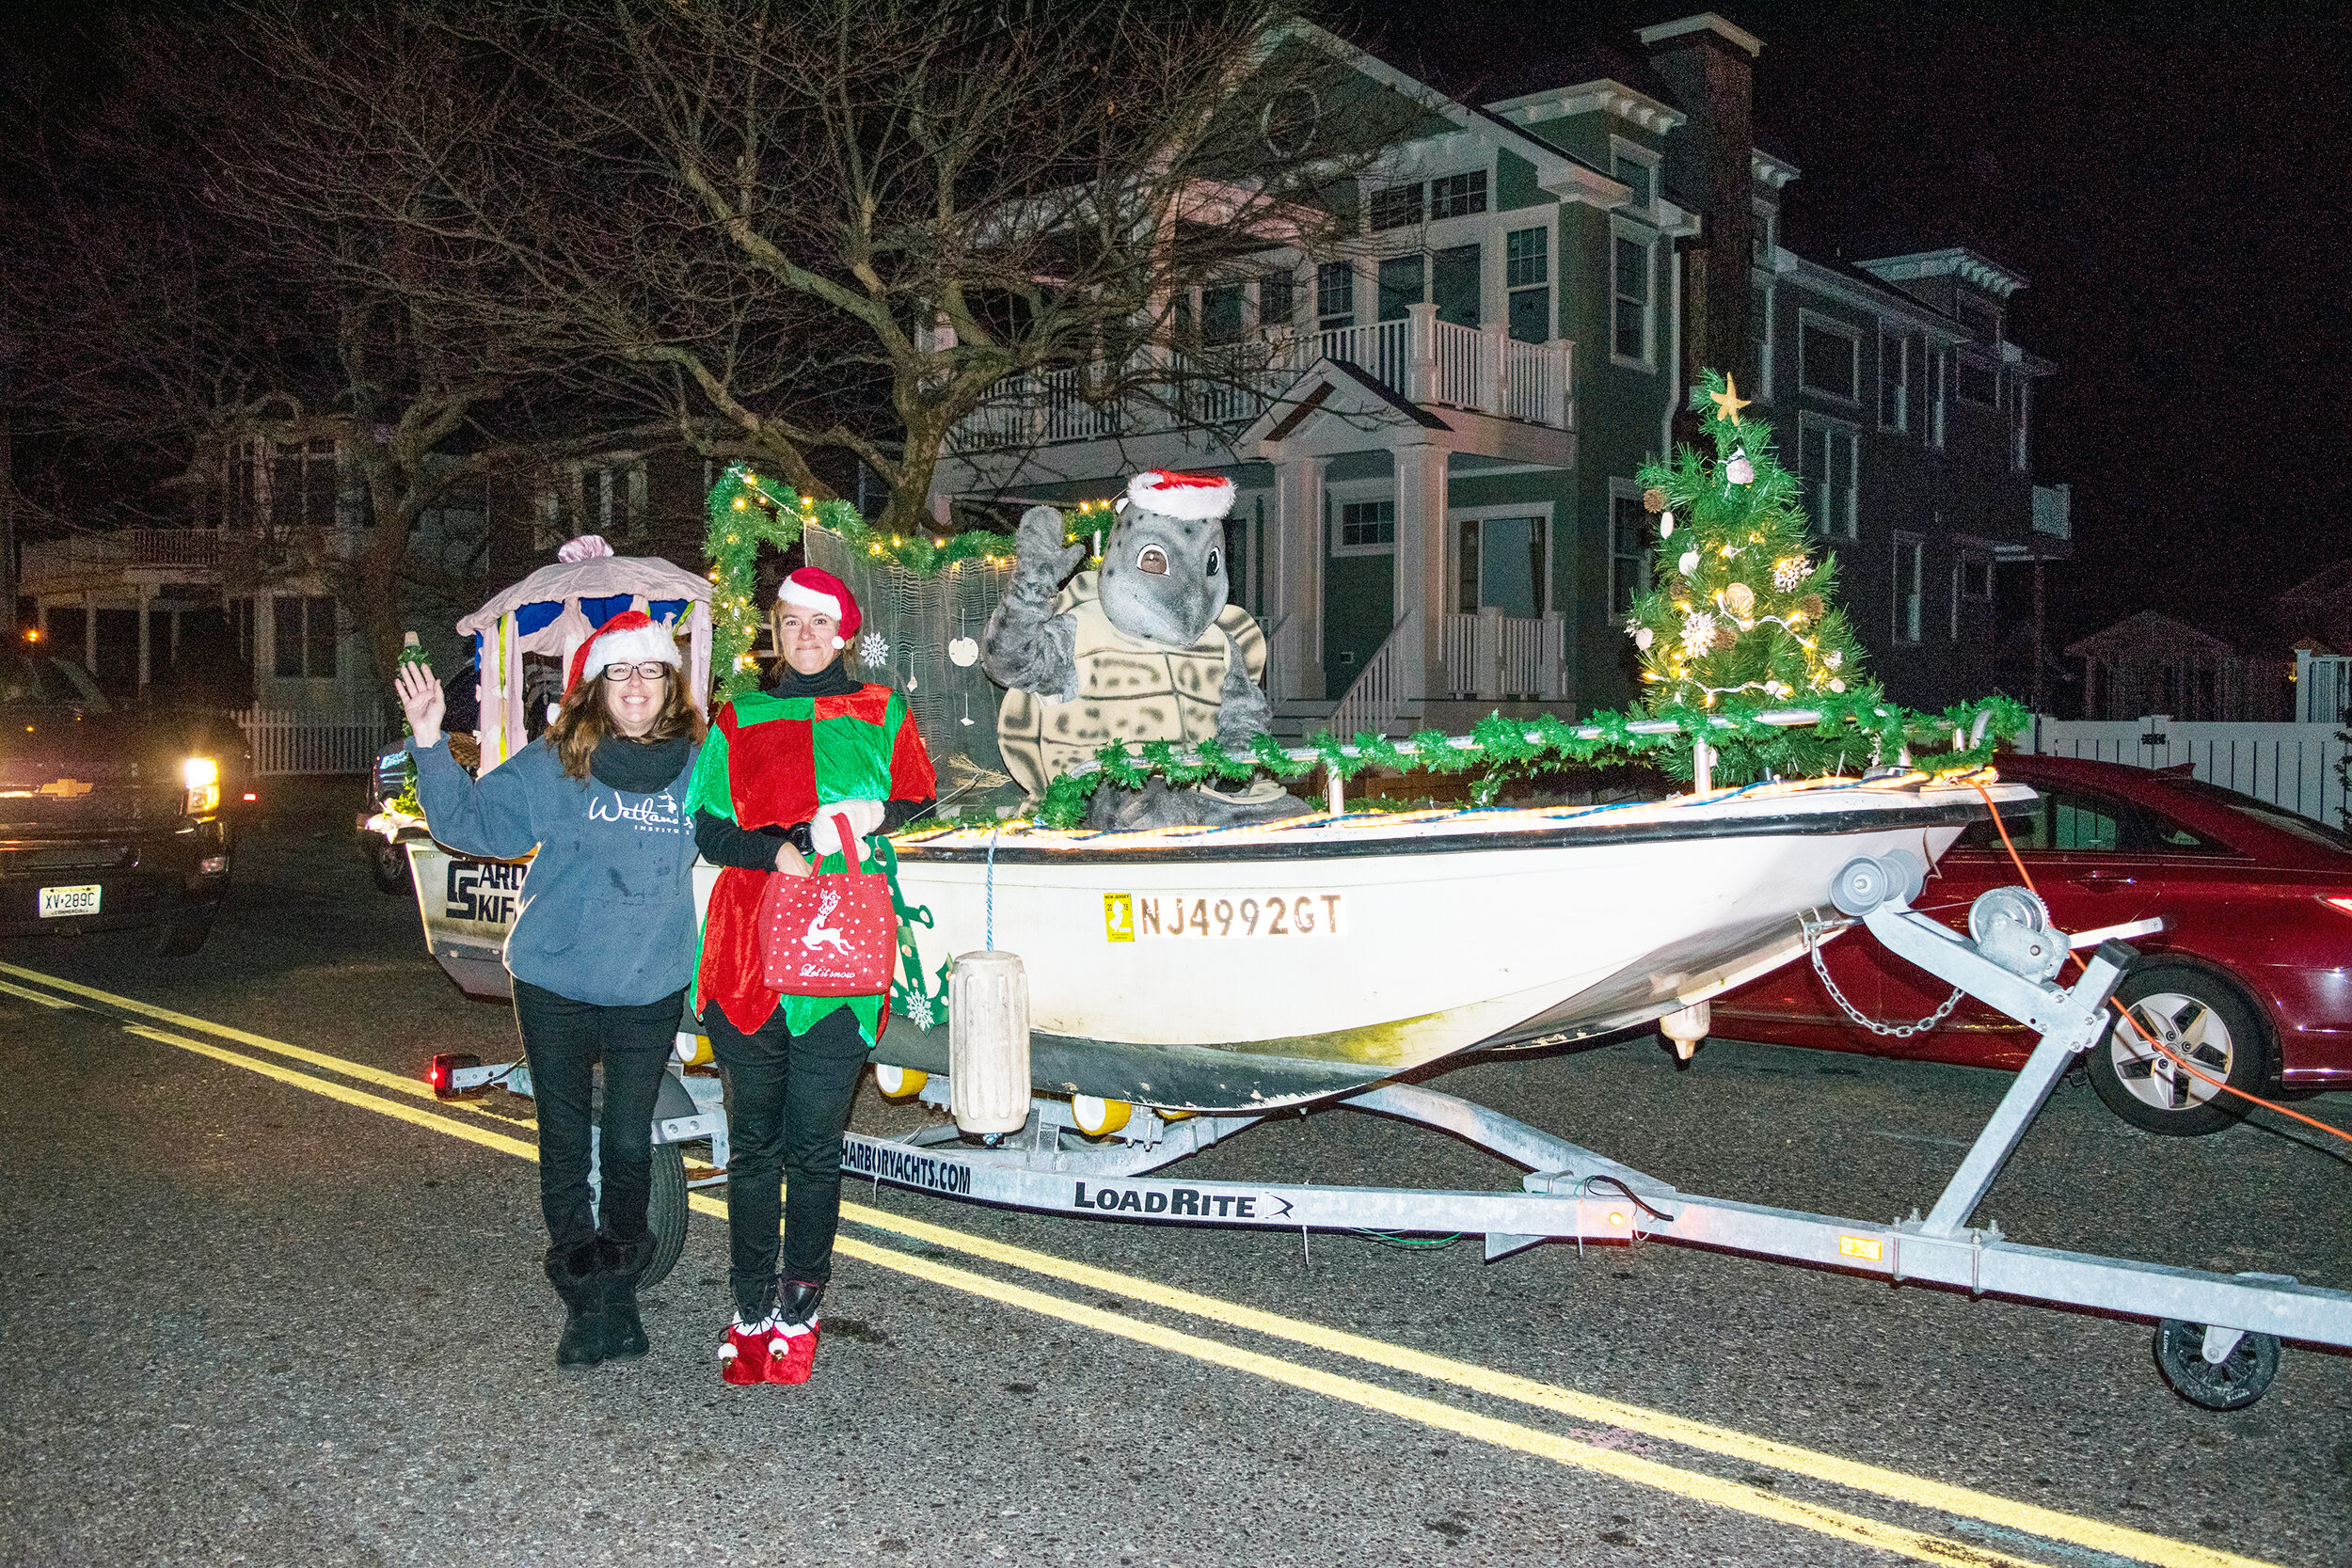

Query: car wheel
<box><xmin>369</xmin><ymin>838</ymin><xmax>413</xmax><ymax>895</ymax></box>
<box><xmin>2088</xmin><ymin>964</ymin><xmax>2267</xmax><ymax>1136</ymax></box>
<box><xmin>155</xmin><ymin>900</ymin><xmax>220</xmax><ymax>957</ymax></box>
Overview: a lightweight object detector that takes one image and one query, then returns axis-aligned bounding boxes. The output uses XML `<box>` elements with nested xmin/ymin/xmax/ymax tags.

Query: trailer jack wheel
<box><xmin>2153</xmin><ymin>1318</ymin><xmax>2280</xmax><ymax>1410</ymax></box>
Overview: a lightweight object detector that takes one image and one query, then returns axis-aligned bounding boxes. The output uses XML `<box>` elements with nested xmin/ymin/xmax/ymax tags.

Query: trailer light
<box><xmin>426</xmin><ymin>1053</ymin><xmax>482</xmax><ymax>1099</ymax></box>
<box><xmin>183</xmin><ymin>757</ymin><xmax>220</xmax><ymax>816</ymax></box>
<box><xmin>1606</xmin><ymin>1211</ymin><xmax>1627</xmax><ymax>1228</ymax></box>
<box><xmin>2324</xmin><ymin>896</ymin><xmax>2352</xmax><ymax>918</ymax></box>
<box><xmin>1838</xmin><ymin>1234</ymin><xmax>1884</xmax><ymax>1262</ymax></box>
<box><xmin>199</xmin><ymin>855</ymin><xmax>228</xmax><ymax>875</ymax></box>
<box><xmin>242</xmin><ymin>791</ymin><xmax>258</xmax><ymax>803</ymax></box>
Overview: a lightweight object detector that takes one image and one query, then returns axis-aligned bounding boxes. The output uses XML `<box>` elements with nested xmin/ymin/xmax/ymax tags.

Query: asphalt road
<box><xmin>3</xmin><ymin>783</ymin><xmax>2348</xmax><ymax>1568</ymax></box>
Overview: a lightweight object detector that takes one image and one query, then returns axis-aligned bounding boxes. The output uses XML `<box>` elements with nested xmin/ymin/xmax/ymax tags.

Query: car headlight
<box><xmin>183</xmin><ymin>756</ymin><xmax>221</xmax><ymax>816</ymax></box>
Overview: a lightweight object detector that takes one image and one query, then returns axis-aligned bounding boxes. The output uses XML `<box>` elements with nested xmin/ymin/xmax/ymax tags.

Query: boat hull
<box><xmin>882</xmin><ymin>780</ymin><xmax>2022</xmax><ymax>1111</ymax></box>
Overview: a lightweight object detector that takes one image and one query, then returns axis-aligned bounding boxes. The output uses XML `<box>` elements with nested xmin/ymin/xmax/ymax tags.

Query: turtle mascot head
<box><xmin>1099</xmin><ymin>470</ymin><xmax>1234</xmax><ymax>646</ymax></box>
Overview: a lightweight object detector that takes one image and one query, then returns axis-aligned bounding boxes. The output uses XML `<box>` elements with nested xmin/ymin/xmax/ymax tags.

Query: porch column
<box><xmin>1405</xmin><ymin>303</ymin><xmax>1438</xmax><ymax>405</ymax></box>
<box><xmin>1391</xmin><ymin>442</ymin><xmax>1451</xmax><ymax>703</ymax></box>
<box><xmin>1269</xmin><ymin>454</ymin><xmax>1327</xmax><ymax>703</ymax></box>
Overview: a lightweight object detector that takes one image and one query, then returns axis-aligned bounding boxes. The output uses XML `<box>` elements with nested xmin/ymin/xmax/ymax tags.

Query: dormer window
<box><xmin>1610</xmin><ymin>139</ymin><xmax>1659</xmax><ymax>211</ymax></box>
<box><xmin>1428</xmin><ymin>171</ymin><xmax>1487</xmax><ymax>219</ymax></box>
<box><xmin>1368</xmin><ymin>181</ymin><xmax>1423</xmax><ymax>231</ymax></box>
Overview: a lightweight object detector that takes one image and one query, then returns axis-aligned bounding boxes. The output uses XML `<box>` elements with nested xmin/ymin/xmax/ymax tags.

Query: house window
<box><xmin>1799</xmin><ymin>419</ymin><xmax>1857</xmax><ymax>539</ymax></box>
<box><xmin>1368</xmin><ymin>180</ymin><xmax>1423</xmax><ymax>231</ymax></box>
<box><xmin>1877</xmin><ymin>326</ymin><xmax>1909</xmax><ymax>432</ymax></box>
<box><xmin>1377</xmin><ymin>254</ymin><xmax>1424</xmax><ymax>322</ymax></box>
<box><xmin>1611</xmin><ymin>141</ymin><xmax>1656</xmax><ymax>209</ymax></box>
<box><xmin>1201</xmin><ymin>284</ymin><xmax>1248</xmax><ymax>344</ymax></box>
<box><xmin>1951</xmin><ymin>555</ymin><xmax>1993</xmax><ymax>641</ymax></box>
<box><xmin>1752</xmin><ymin>284</ymin><xmax>1774</xmax><ymax>400</ymax></box>
<box><xmin>1505</xmin><ymin>226</ymin><xmax>1549</xmax><ymax>344</ymax></box>
<box><xmin>580</xmin><ymin>461</ymin><xmax>648</xmax><ymax>538</ymax></box>
<box><xmin>1956</xmin><ymin>353</ymin><xmax>1999</xmax><ymax>407</ymax></box>
<box><xmin>1427</xmin><ymin>171</ymin><xmax>1486</xmax><ymax>220</ymax></box>
<box><xmin>1316</xmin><ymin>261</ymin><xmax>1355</xmax><ymax>329</ymax></box>
<box><xmin>1258</xmin><ymin>270</ymin><xmax>1295</xmax><ymax>329</ymax></box>
<box><xmin>272</xmin><ymin>595</ymin><xmax>340</xmax><ymax>680</ymax></box>
<box><xmin>1431</xmin><ymin>244</ymin><xmax>1480</xmax><ymax>328</ymax></box>
<box><xmin>1610</xmin><ymin>488</ymin><xmax>1651</xmax><ymax>618</ymax></box>
<box><xmin>2010</xmin><ymin>376</ymin><xmax>2031</xmax><ymax>471</ymax></box>
<box><xmin>1752</xmin><ymin>205</ymin><xmax>1776</xmax><ymax>265</ymax></box>
<box><xmin>1612</xmin><ymin>228</ymin><xmax>1653</xmax><ymax>368</ymax></box>
<box><xmin>1799</xmin><ymin>315</ymin><xmax>1859</xmax><ymax>404</ymax></box>
<box><xmin>1334</xmin><ymin>498</ymin><xmax>1395</xmax><ymax>554</ymax></box>
<box><xmin>1928</xmin><ymin>347</ymin><xmax>1947</xmax><ymax>448</ymax></box>
<box><xmin>1893</xmin><ymin>533</ymin><xmax>1926</xmax><ymax>645</ymax></box>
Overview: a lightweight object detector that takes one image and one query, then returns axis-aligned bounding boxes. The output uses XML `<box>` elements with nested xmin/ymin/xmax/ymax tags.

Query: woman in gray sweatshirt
<box><xmin>395</xmin><ymin>610</ymin><xmax>703</xmax><ymax>1370</ymax></box>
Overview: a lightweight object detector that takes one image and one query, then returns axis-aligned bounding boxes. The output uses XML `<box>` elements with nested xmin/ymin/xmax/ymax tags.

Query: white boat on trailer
<box><xmin>873</xmin><ymin>769</ymin><xmax>2032</xmax><ymax>1111</ymax></box>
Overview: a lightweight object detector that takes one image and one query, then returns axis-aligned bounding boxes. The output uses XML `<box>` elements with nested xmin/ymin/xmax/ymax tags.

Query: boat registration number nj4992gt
<box><xmin>1104</xmin><ymin>892</ymin><xmax>1344</xmax><ymax>942</ymax></box>
<box><xmin>38</xmin><ymin>883</ymin><xmax>102</xmax><ymax>918</ymax></box>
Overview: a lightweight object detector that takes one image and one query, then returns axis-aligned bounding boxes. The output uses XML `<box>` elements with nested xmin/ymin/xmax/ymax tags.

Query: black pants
<box><xmin>704</xmin><ymin>1000</ymin><xmax>870</xmax><ymax>1315</ymax></box>
<box><xmin>511</xmin><ymin>980</ymin><xmax>686</xmax><ymax>1253</ymax></box>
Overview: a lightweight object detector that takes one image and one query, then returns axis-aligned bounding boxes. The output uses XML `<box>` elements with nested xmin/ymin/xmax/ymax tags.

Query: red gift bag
<box><xmin>757</xmin><ymin>813</ymin><xmax>898</xmax><ymax>996</ymax></box>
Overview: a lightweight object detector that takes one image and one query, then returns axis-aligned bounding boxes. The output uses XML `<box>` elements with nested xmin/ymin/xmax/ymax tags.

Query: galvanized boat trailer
<box><xmin>840</xmin><ymin>856</ymin><xmax>2352</xmax><ymax>1411</ymax></box>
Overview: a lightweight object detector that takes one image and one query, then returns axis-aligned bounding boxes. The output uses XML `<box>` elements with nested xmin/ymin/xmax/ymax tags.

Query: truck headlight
<box><xmin>183</xmin><ymin>756</ymin><xmax>220</xmax><ymax>816</ymax></box>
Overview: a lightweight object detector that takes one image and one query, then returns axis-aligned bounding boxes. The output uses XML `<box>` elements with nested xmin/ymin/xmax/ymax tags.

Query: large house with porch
<box><xmin>930</xmin><ymin>12</ymin><xmax>2070</xmax><ymax>735</ymax></box>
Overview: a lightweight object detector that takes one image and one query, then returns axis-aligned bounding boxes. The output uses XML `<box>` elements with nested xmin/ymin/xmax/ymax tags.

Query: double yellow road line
<box><xmin>0</xmin><ymin>959</ymin><xmax>2291</xmax><ymax>1568</ymax></box>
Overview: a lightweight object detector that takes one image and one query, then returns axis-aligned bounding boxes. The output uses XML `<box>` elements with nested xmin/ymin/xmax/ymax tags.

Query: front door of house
<box><xmin>1455</xmin><ymin>515</ymin><xmax>1546</xmax><ymax>618</ymax></box>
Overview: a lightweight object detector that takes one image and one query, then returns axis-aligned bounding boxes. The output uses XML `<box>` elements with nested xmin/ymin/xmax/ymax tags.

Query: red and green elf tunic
<box><xmin>687</xmin><ymin>685</ymin><xmax>936</xmax><ymax>1040</ymax></box>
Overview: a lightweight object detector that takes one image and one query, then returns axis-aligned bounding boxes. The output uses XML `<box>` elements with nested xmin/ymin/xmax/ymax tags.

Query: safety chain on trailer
<box><xmin>1800</xmin><ymin>911</ymin><xmax>1966</xmax><ymax>1038</ymax></box>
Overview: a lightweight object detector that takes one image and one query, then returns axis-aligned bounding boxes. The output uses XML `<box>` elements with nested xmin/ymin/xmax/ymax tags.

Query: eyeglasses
<box><xmin>599</xmin><ymin>662</ymin><xmax>672</xmax><ymax>684</ymax></box>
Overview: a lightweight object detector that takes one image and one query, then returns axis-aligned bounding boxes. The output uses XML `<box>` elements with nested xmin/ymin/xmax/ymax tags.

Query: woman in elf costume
<box><xmin>689</xmin><ymin>566</ymin><xmax>935</xmax><ymax>1386</ymax></box>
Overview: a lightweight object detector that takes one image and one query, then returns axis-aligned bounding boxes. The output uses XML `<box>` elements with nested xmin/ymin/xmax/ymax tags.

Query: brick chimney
<box><xmin>1639</xmin><ymin>12</ymin><xmax>1760</xmax><ymax>401</ymax></box>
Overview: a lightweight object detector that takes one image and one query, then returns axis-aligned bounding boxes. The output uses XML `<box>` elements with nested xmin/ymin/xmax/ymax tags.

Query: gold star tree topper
<box><xmin>1708</xmin><ymin>373</ymin><xmax>1751</xmax><ymax>425</ymax></box>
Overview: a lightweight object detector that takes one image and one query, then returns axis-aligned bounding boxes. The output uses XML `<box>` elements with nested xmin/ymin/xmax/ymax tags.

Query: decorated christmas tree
<box><xmin>1625</xmin><ymin>369</ymin><xmax>1885</xmax><ymax>782</ymax></box>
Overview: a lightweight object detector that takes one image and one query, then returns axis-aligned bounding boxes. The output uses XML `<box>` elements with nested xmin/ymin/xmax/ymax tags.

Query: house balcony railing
<box><xmin>19</xmin><ymin>529</ymin><xmax>227</xmax><ymax>594</ymax></box>
<box><xmin>951</xmin><ymin>306</ymin><xmax>1574</xmax><ymax>453</ymax></box>
<box><xmin>1441</xmin><ymin>609</ymin><xmax>1565</xmax><ymax>701</ymax></box>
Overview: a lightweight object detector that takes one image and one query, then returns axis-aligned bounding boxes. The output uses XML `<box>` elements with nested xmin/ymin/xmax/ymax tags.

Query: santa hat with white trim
<box><xmin>566</xmin><ymin>610</ymin><xmax>682</xmax><ymax>691</ymax></box>
<box><xmin>1119</xmin><ymin>469</ymin><xmax>1236</xmax><ymax>522</ymax></box>
<box><xmin>775</xmin><ymin>565</ymin><xmax>861</xmax><ymax>648</ymax></box>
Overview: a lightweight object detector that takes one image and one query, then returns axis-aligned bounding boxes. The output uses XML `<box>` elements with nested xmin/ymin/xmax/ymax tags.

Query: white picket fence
<box><xmin>2032</xmin><ymin>713</ymin><xmax>2350</xmax><ymax>829</ymax></box>
<box><xmin>232</xmin><ymin>707</ymin><xmax>392</xmax><ymax>776</ymax></box>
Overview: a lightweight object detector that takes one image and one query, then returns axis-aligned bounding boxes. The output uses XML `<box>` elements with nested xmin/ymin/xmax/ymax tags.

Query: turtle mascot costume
<box><xmin>984</xmin><ymin>469</ymin><xmax>1310</xmax><ymax>830</ymax></box>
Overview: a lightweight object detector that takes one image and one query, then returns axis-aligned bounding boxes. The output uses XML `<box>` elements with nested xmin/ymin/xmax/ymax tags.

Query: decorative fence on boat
<box><xmin>232</xmin><ymin>707</ymin><xmax>391</xmax><ymax>776</ymax></box>
<box><xmin>2032</xmin><ymin>713</ymin><xmax>2351</xmax><ymax>829</ymax></box>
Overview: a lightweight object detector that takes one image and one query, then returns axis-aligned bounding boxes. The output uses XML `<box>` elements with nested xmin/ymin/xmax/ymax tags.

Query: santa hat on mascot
<box><xmin>565</xmin><ymin>610</ymin><xmax>682</xmax><ymax>691</ymax></box>
<box><xmin>1119</xmin><ymin>469</ymin><xmax>1236</xmax><ymax>521</ymax></box>
<box><xmin>775</xmin><ymin>565</ymin><xmax>862</xmax><ymax>650</ymax></box>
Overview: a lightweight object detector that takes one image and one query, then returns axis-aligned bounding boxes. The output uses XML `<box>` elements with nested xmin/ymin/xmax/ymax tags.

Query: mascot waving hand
<box><xmin>984</xmin><ymin>470</ymin><xmax>1310</xmax><ymax>830</ymax></box>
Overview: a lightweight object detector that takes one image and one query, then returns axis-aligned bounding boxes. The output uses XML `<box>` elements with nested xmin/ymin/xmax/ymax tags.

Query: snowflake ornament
<box><xmin>1679</xmin><ymin>610</ymin><xmax>1719</xmax><ymax>658</ymax></box>
<box><xmin>899</xmin><ymin>988</ymin><xmax>935</xmax><ymax>1030</ymax></box>
<box><xmin>1824</xmin><ymin>649</ymin><xmax>1843</xmax><ymax>671</ymax></box>
<box><xmin>1772</xmin><ymin>558</ymin><xmax>1807</xmax><ymax>593</ymax></box>
<box><xmin>858</xmin><ymin>631</ymin><xmax>890</xmax><ymax>669</ymax></box>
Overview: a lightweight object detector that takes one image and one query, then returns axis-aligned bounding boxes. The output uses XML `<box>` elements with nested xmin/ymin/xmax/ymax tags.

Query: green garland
<box><xmin>703</xmin><ymin>463</ymin><xmax>1118</xmax><ymax>701</ymax></box>
<box><xmin>1028</xmin><ymin>693</ymin><xmax>2029</xmax><ymax>830</ymax></box>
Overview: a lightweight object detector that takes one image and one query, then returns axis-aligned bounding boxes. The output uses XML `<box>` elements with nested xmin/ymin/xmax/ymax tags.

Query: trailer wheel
<box><xmin>639</xmin><ymin>1141</ymin><xmax>689</xmax><ymax>1291</ymax></box>
<box><xmin>2153</xmin><ymin>1319</ymin><xmax>2279</xmax><ymax>1410</ymax></box>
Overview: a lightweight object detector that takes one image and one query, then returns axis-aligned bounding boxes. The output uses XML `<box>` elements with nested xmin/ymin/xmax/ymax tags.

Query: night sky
<box><xmin>1343</xmin><ymin>0</ymin><xmax>2352</xmax><ymax>650</ymax></box>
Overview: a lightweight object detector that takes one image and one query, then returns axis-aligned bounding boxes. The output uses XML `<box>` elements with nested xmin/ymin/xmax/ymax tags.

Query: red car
<box><xmin>1711</xmin><ymin>752</ymin><xmax>2352</xmax><ymax>1135</ymax></box>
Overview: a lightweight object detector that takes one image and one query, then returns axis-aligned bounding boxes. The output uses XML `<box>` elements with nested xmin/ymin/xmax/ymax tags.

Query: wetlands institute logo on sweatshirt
<box><xmin>589</xmin><ymin>787</ymin><xmax>686</xmax><ymax>834</ymax></box>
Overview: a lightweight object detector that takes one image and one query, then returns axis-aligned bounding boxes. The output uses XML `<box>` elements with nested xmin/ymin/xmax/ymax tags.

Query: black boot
<box><xmin>599</xmin><ymin>1232</ymin><xmax>653</xmax><ymax>1361</ymax></box>
<box><xmin>543</xmin><ymin>1238</ymin><xmax>607</xmax><ymax>1368</ymax></box>
<box><xmin>777</xmin><ymin>1278</ymin><xmax>824</xmax><ymax>1329</ymax></box>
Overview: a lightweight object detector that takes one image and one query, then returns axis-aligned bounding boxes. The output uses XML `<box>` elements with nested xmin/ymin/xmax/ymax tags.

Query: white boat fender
<box><xmin>950</xmin><ymin>951</ymin><xmax>1032</xmax><ymax>1135</ymax></box>
<box><xmin>1661</xmin><ymin>1001</ymin><xmax>1710</xmax><ymax>1062</ymax></box>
